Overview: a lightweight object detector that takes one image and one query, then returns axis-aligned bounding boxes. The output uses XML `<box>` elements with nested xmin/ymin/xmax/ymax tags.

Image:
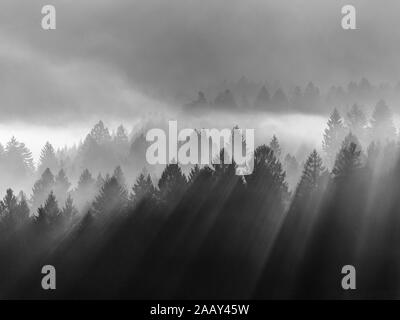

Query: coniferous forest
<box><xmin>0</xmin><ymin>95</ymin><xmax>400</xmax><ymax>299</ymax></box>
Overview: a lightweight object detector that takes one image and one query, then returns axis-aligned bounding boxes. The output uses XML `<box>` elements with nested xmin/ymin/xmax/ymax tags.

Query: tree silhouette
<box><xmin>158</xmin><ymin>164</ymin><xmax>187</xmax><ymax>205</ymax></box>
<box><xmin>269</xmin><ymin>135</ymin><xmax>282</xmax><ymax>159</ymax></box>
<box><xmin>332</xmin><ymin>141</ymin><xmax>362</xmax><ymax>179</ymax></box>
<box><xmin>370</xmin><ymin>99</ymin><xmax>396</xmax><ymax>143</ymax></box>
<box><xmin>31</xmin><ymin>168</ymin><xmax>55</xmax><ymax>212</ymax></box>
<box><xmin>38</xmin><ymin>142</ymin><xmax>58</xmax><ymax>175</ymax></box>
<box><xmin>62</xmin><ymin>194</ymin><xmax>78</xmax><ymax>221</ymax></box>
<box><xmin>254</xmin><ymin>85</ymin><xmax>270</xmax><ymax>109</ymax></box>
<box><xmin>322</xmin><ymin>108</ymin><xmax>346</xmax><ymax>169</ymax></box>
<box><xmin>92</xmin><ymin>176</ymin><xmax>128</xmax><ymax>216</ymax></box>
<box><xmin>54</xmin><ymin>169</ymin><xmax>71</xmax><ymax>206</ymax></box>
<box><xmin>130</xmin><ymin>173</ymin><xmax>156</xmax><ymax>207</ymax></box>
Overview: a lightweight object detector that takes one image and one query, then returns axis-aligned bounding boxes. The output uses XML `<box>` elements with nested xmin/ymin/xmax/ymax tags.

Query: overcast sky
<box><xmin>1</xmin><ymin>0</ymin><xmax>400</xmax><ymax>125</ymax></box>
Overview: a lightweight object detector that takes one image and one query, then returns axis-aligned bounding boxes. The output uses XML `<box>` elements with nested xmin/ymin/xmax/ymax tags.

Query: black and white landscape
<box><xmin>1</xmin><ymin>0</ymin><xmax>400</xmax><ymax>299</ymax></box>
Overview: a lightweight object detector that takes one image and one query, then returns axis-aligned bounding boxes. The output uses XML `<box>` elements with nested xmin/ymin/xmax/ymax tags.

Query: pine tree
<box><xmin>0</xmin><ymin>189</ymin><xmax>18</xmax><ymax>227</ymax></box>
<box><xmin>271</xmin><ymin>88</ymin><xmax>289</xmax><ymax>110</ymax></box>
<box><xmin>90</xmin><ymin>120</ymin><xmax>112</xmax><ymax>144</ymax></box>
<box><xmin>254</xmin><ymin>85</ymin><xmax>270</xmax><ymax>108</ymax></box>
<box><xmin>92</xmin><ymin>176</ymin><xmax>128</xmax><ymax>215</ymax></box>
<box><xmin>31</xmin><ymin>168</ymin><xmax>55</xmax><ymax>212</ymax></box>
<box><xmin>332</xmin><ymin>141</ymin><xmax>362</xmax><ymax>179</ymax></box>
<box><xmin>130</xmin><ymin>173</ymin><xmax>156</xmax><ymax>207</ymax></box>
<box><xmin>15</xmin><ymin>191</ymin><xmax>30</xmax><ymax>223</ymax></box>
<box><xmin>269</xmin><ymin>135</ymin><xmax>282</xmax><ymax>159</ymax></box>
<box><xmin>95</xmin><ymin>173</ymin><xmax>105</xmax><ymax>190</ymax></box>
<box><xmin>113</xmin><ymin>165</ymin><xmax>127</xmax><ymax>190</ymax></box>
<box><xmin>74</xmin><ymin>169</ymin><xmax>96</xmax><ymax>212</ymax></box>
<box><xmin>158</xmin><ymin>164</ymin><xmax>187</xmax><ymax>205</ymax></box>
<box><xmin>38</xmin><ymin>142</ymin><xmax>58</xmax><ymax>174</ymax></box>
<box><xmin>294</xmin><ymin>150</ymin><xmax>326</xmax><ymax>200</ymax></box>
<box><xmin>34</xmin><ymin>191</ymin><xmax>60</xmax><ymax>226</ymax></box>
<box><xmin>322</xmin><ymin>108</ymin><xmax>346</xmax><ymax>169</ymax></box>
<box><xmin>62</xmin><ymin>194</ymin><xmax>78</xmax><ymax>220</ymax></box>
<box><xmin>214</xmin><ymin>89</ymin><xmax>237</xmax><ymax>108</ymax></box>
<box><xmin>370</xmin><ymin>99</ymin><xmax>396</xmax><ymax>142</ymax></box>
<box><xmin>114</xmin><ymin>125</ymin><xmax>129</xmax><ymax>145</ymax></box>
<box><xmin>347</xmin><ymin>104</ymin><xmax>367</xmax><ymax>143</ymax></box>
<box><xmin>188</xmin><ymin>164</ymin><xmax>201</xmax><ymax>183</ymax></box>
<box><xmin>4</xmin><ymin>137</ymin><xmax>34</xmax><ymax>178</ymax></box>
<box><xmin>53</xmin><ymin>169</ymin><xmax>71</xmax><ymax>206</ymax></box>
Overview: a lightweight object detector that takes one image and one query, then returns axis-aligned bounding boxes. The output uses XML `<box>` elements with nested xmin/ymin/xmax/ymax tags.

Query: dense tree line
<box><xmin>0</xmin><ymin>99</ymin><xmax>400</xmax><ymax>298</ymax></box>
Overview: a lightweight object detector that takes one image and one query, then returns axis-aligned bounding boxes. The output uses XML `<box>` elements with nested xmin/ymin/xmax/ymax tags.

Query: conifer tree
<box><xmin>54</xmin><ymin>169</ymin><xmax>71</xmax><ymax>206</ymax></box>
<box><xmin>370</xmin><ymin>99</ymin><xmax>396</xmax><ymax>142</ymax></box>
<box><xmin>74</xmin><ymin>169</ymin><xmax>96</xmax><ymax>212</ymax></box>
<box><xmin>16</xmin><ymin>191</ymin><xmax>30</xmax><ymax>223</ymax></box>
<box><xmin>158</xmin><ymin>164</ymin><xmax>187</xmax><ymax>205</ymax></box>
<box><xmin>269</xmin><ymin>135</ymin><xmax>282</xmax><ymax>159</ymax></box>
<box><xmin>114</xmin><ymin>125</ymin><xmax>129</xmax><ymax>146</ymax></box>
<box><xmin>4</xmin><ymin>137</ymin><xmax>34</xmax><ymax>178</ymax></box>
<box><xmin>254</xmin><ymin>85</ymin><xmax>270</xmax><ymax>108</ymax></box>
<box><xmin>130</xmin><ymin>173</ymin><xmax>156</xmax><ymax>207</ymax></box>
<box><xmin>322</xmin><ymin>108</ymin><xmax>346</xmax><ymax>168</ymax></box>
<box><xmin>35</xmin><ymin>191</ymin><xmax>60</xmax><ymax>226</ymax></box>
<box><xmin>38</xmin><ymin>142</ymin><xmax>58</xmax><ymax>174</ymax></box>
<box><xmin>31</xmin><ymin>168</ymin><xmax>55</xmax><ymax>212</ymax></box>
<box><xmin>92</xmin><ymin>176</ymin><xmax>128</xmax><ymax>216</ymax></box>
<box><xmin>113</xmin><ymin>165</ymin><xmax>127</xmax><ymax>190</ymax></box>
<box><xmin>90</xmin><ymin>120</ymin><xmax>112</xmax><ymax>144</ymax></box>
<box><xmin>62</xmin><ymin>194</ymin><xmax>78</xmax><ymax>220</ymax></box>
<box><xmin>332</xmin><ymin>141</ymin><xmax>362</xmax><ymax>179</ymax></box>
<box><xmin>294</xmin><ymin>150</ymin><xmax>326</xmax><ymax>200</ymax></box>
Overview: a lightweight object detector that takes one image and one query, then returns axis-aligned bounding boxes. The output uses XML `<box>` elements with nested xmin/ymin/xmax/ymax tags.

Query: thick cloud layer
<box><xmin>1</xmin><ymin>0</ymin><xmax>400</xmax><ymax>124</ymax></box>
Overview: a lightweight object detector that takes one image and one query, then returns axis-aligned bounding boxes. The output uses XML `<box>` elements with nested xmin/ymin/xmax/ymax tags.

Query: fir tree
<box><xmin>322</xmin><ymin>108</ymin><xmax>346</xmax><ymax>169</ymax></box>
<box><xmin>254</xmin><ymin>85</ymin><xmax>270</xmax><ymax>108</ymax></box>
<box><xmin>130</xmin><ymin>173</ymin><xmax>156</xmax><ymax>207</ymax></box>
<box><xmin>332</xmin><ymin>142</ymin><xmax>362</xmax><ymax>179</ymax></box>
<box><xmin>90</xmin><ymin>120</ymin><xmax>112</xmax><ymax>144</ymax></box>
<box><xmin>294</xmin><ymin>150</ymin><xmax>326</xmax><ymax>200</ymax></box>
<box><xmin>370</xmin><ymin>99</ymin><xmax>396</xmax><ymax>142</ymax></box>
<box><xmin>114</xmin><ymin>125</ymin><xmax>129</xmax><ymax>145</ymax></box>
<box><xmin>158</xmin><ymin>164</ymin><xmax>187</xmax><ymax>205</ymax></box>
<box><xmin>269</xmin><ymin>135</ymin><xmax>282</xmax><ymax>159</ymax></box>
<box><xmin>31</xmin><ymin>168</ymin><xmax>55</xmax><ymax>212</ymax></box>
<box><xmin>38</xmin><ymin>142</ymin><xmax>58</xmax><ymax>175</ymax></box>
<box><xmin>92</xmin><ymin>176</ymin><xmax>128</xmax><ymax>216</ymax></box>
<box><xmin>54</xmin><ymin>169</ymin><xmax>71</xmax><ymax>206</ymax></box>
<box><xmin>62</xmin><ymin>194</ymin><xmax>78</xmax><ymax>220</ymax></box>
<box><xmin>113</xmin><ymin>165</ymin><xmax>127</xmax><ymax>190</ymax></box>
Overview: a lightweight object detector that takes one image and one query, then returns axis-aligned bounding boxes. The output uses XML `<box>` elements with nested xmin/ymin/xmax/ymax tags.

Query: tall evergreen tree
<box><xmin>35</xmin><ymin>191</ymin><xmax>60</xmax><ymax>227</ymax></box>
<box><xmin>113</xmin><ymin>165</ymin><xmax>127</xmax><ymax>190</ymax></box>
<box><xmin>54</xmin><ymin>169</ymin><xmax>71</xmax><ymax>206</ymax></box>
<box><xmin>269</xmin><ymin>135</ymin><xmax>282</xmax><ymax>159</ymax></box>
<box><xmin>74</xmin><ymin>169</ymin><xmax>96</xmax><ymax>212</ymax></box>
<box><xmin>90</xmin><ymin>120</ymin><xmax>112</xmax><ymax>145</ymax></box>
<box><xmin>61</xmin><ymin>194</ymin><xmax>78</xmax><ymax>220</ymax></box>
<box><xmin>254</xmin><ymin>85</ymin><xmax>270</xmax><ymax>108</ymax></box>
<box><xmin>4</xmin><ymin>137</ymin><xmax>34</xmax><ymax>179</ymax></box>
<box><xmin>332</xmin><ymin>141</ymin><xmax>362</xmax><ymax>179</ymax></box>
<box><xmin>92</xmin><ymin>176</ymin><xmax>128</xmax><ymax>216</ymax></box>
<box><xmin>31</xmin><ymin>168</ymin><xmax>55</xmax><ymax>212</ymax></box>
<box><xmin>370</xmin><ymin>99</ymin><xmax>396</xmax><ymax>142</ymax></box>
<box><xmin>158</xmin><ymin>164</ymin><xmax>187</xmax><ymax>205</ymax></box>
<box><xmin>322</xmin><ymin>108</ymin><xmax>346</xmax><ymax>169</ymax></box>
<box><xmin>38</xmin><ymin>142</ymin><xmax>58</xmax><ymax>174</ymax></box>
<box><xmin>114</xmin><ymin>125</ymin><xmax>129</xmax><ymax>146</ymax></box>
<box><xmin>130</xmin><ymin>173</ymin><xmax>156</xmax><ymax>207</ymax></box>
<box><xmin>294</xmin><ymin>150</ymin><xmax>326</xmax><ymax>200</ymax></box>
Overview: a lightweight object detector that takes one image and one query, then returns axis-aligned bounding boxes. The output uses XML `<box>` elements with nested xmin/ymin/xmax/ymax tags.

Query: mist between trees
<box><xmin>0</xmin><ymin>96</ymin><xmax>399</xmax><ymax>299</ymax></box>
